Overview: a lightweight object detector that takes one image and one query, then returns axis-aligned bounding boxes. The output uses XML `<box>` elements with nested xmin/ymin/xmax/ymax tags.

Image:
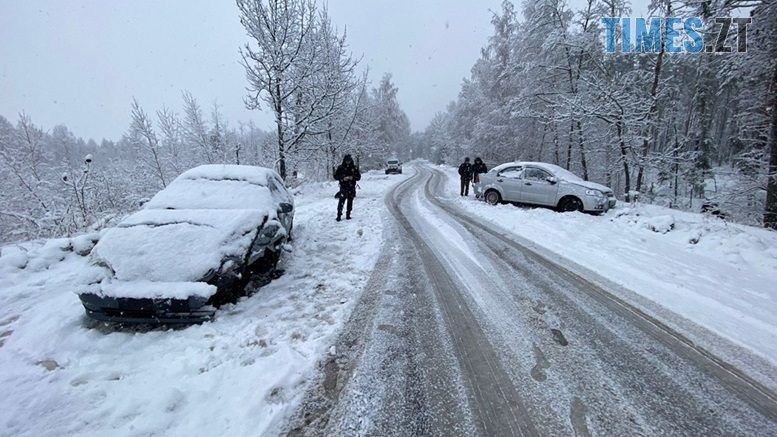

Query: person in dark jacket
<box><xmin>458</xmin><ymin>157</ymin><xmax>473</xmax><ymax>196</ymax></box>
<box><xmin>472</xmin><ymin>157</ymin><xmax>488</xmax><ymax>184</ymax></box>
<box><xmin>334</xmin><ymin>154</ymin><xmax>361</xmax><ymax>221</ymax></box>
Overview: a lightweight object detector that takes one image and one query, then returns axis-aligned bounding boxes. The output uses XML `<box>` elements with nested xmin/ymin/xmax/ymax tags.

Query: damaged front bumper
<box><xmin>79</xmin><ymin>293</ymin><xmax>214</xmax><ymax>325</ymax></box>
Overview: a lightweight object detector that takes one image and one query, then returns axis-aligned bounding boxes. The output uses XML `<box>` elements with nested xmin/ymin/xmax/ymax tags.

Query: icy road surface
<box><xmin>288</xmin><ymin>164</ymin><xmax>777</xmax><ymax>436</ymax></box>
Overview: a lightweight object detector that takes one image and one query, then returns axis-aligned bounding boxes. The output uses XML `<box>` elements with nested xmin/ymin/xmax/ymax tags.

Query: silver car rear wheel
<box><xmin>485</xmin><ymin>190</ymin><xmax>501</xmax><ymax>205</ymax></box>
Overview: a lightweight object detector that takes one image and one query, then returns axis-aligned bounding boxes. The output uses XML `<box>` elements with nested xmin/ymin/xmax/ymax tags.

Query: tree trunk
<box><xmin>576</xmin><ymin>120</ymin><xmax>589</xmax><ymax>180</ymax></box>
<box><xmin>275</xmin><ymin>80</ymin><xmax>287</xmax><ymax>180</ymax></box>
<box><xmin>764</xmin><ymin>65</ymin><xmax>777</xmax><ymax>229</ymax></box>
<box><xmin>636</xmin><ymin>0</ymin><xmax>674</xmax><ymax>194</ymax></box>
<box><xmin>537</xmin><ymin>122</ymin><xmax>548</xmax><ymax>162</ymax></box>
<box><xmin>617</xmin><ymin>119</ymin><xmax>631</xmax><ymax>200</ymax></box>
<box><xmin>566</xmin><ymin>119</ymin><xmax>574</xmax><ymax>170</ymax></box>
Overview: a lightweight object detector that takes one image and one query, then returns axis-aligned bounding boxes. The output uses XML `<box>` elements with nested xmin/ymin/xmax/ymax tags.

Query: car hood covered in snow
<box><xmin>565</xmin><ymin>179</ymin><xmax>613</xmax><ymax>193</ymax></box>
<box><xmin>90</xmin><ymin>208</ymin><xmax>269</xmax><ymax>289</ymax></box>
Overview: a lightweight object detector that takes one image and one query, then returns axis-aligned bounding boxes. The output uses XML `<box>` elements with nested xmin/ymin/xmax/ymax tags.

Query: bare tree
<box><xmin>181</xmin><ymin>91</ymin><xmax>213</xmax><ymax>164</ymax></box>
<box><xmin>237</xmin><ymin>0</ymin><xmax>359</xmax><ymax>179</ymax></box>
<box><xmin>129</xmin><ymin>99</ymin><xmax>167</xmax><ymax>188</ymax></box>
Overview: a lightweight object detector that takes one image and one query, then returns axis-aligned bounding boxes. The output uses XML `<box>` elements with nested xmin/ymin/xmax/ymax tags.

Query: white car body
<box><xmin>385</xmin><ymin>159</ymin><xmax>403</xmax><ymax>174</ymax></box>
<box><xmin>473</xmin><ymin>161</ymin><xmax>617</xmax><ymax>213</ymax></box>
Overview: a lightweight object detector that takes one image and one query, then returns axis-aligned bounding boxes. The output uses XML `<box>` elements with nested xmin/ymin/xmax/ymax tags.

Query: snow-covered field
<box><xmin>443</xmin><ymin>167</ymin><xmax>777</xmax><ymax>369</ymax></box>
<box><xmin>0</xmin><ymin>171</ymin><xmax>406</xmax><ymax>437</ymax></box>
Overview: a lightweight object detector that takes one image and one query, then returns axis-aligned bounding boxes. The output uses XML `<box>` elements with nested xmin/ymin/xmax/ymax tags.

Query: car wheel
<box><xmin>559</xmin><ymin>196</ymin><xmax>584</xmax><ymax>212</ymax></box>
<box><xmin>485</xmin><ymin>190</ymin><xmax>501</xmax><ymax>205</ymax></box>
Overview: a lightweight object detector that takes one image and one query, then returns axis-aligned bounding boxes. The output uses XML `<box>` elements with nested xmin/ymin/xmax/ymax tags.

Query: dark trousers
<box><xmin>460</xmin><ymin>178</ymin><xmax>470</xmax><ymax>196</ymax></box>
<box><xmin>337</xmin><ymin>195</ymin><xmax>354</xmax><ymax>217</ymax></box>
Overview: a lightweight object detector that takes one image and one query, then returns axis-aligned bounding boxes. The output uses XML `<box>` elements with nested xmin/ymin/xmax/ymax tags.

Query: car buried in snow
<box><xmin>77</xmin><ymin>165</ymin><xmax>294</xmax><ymax>325</ymax></box>
<box><xmin>473</xmin><ymin>162</ymin><xmax>617</xmax><ymax>213</ymax></box>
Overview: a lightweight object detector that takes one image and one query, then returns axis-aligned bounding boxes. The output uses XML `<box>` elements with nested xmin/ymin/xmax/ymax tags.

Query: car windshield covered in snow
<box><xmin>145</xmin><ymin>164</ymin><xmax>292</xmax><ymax>211</ymax></box>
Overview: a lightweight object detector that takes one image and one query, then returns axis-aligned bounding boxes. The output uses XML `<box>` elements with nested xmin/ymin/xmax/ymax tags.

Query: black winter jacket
<box><xmin>473</xmin><ymin>162</ymin><xmax>487</xmax><ymax>175</ymax></box>
<box><xmin>335</xmin><ymin>163</ymin><xmax>361</xmax><ymax>198</ymax></box>
<box><xmin>458</xmin><ymin>162</ymin><xmax>473</xmax><ymax>181</ymax></box>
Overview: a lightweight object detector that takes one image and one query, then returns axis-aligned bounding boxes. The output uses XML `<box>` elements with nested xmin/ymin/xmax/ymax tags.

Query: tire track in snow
<box><xmin>288</xmin><ymin>170</ymin><xmax>477</xmax><ymax>436</ymax></box>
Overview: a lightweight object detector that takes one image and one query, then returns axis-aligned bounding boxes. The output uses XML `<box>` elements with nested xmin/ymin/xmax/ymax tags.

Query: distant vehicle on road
<box><xmin>385</xmin><ymin>159</ymin><xmax>403</xmax><ymax>174</ymax></box>
<box><xmin>78</xmin><ymin>165</ymin><xmax>294</xmax><ymax>324</ymax></box>
<box><xmin>473</xmin><ymin>162</ymin><xmax>616</xmax><ymax>213</ymax></box>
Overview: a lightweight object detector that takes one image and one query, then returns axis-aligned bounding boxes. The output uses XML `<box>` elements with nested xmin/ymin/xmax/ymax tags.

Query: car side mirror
<box><xmin>546</xmin><ymin>176</ymin><xmax>558</xmax><ymax>184</ymax></box>
<box><xmin>278</xmin><ymin>202</ymin><xmax>294</xmax><ymax>213</ymax></box>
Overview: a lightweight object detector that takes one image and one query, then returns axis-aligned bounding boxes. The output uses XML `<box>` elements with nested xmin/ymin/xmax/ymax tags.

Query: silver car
<box><xmin>473</xmin><ymin>162</ymin><xmax>617</xmax><ymax>213</ymax></box>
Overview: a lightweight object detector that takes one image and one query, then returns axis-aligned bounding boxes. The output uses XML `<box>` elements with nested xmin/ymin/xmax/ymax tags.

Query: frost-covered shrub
<box><xmin>644</xmin><ymin>215</ymin><xmax>675</xmax><ymax>234</ymax></box>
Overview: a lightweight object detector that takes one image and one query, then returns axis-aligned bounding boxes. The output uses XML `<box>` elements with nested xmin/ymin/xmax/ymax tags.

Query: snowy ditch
<box><xmin>0</xmin><ymin>171</ymin><xmax>407</xmax><ymax>436</ymax></box>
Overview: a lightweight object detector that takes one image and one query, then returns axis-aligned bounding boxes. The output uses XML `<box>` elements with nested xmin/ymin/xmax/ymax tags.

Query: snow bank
<box><xmin>0</xmin><ymin>170</ymin><xmax>406</xmax><ymax>437</ymax></box>
<box><xmin>443</xmin><ymin>167</ymin><xmax>777</xmax><ymax>367</ymax></box>
<box><xmin>0</xmin><ymin>245</ymin><xmax>29</xmax><ymax>271</ymax></box>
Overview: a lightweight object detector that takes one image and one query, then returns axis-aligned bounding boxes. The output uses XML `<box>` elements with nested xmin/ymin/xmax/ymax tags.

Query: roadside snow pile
<box><xmin>641</xmin><ymin>214</ymin><xmax>674</xmax><ymax>234</ymax></box>
<box><xmin>443</xmin><ymin>167</ymin><xmax>777</xmax><ymax>366</ymax></box>
<box><xmin>71</xmin><ymin>233</ymin><xmax>99</xmax><ymax>256</ymax></box>
<box><xmin>0</xmin><ymin>245</ymin><xmax>29</xmax><ymax>271</ymax></box>
<box><xmin>0</xmin><ymin>170</ymin><xmax>405</xmax><ymax>437</ymax></box>
<box><xmin>1</xmin><ymin>235</ymin><xmax>99</xmax><ymax>274</ymax></box>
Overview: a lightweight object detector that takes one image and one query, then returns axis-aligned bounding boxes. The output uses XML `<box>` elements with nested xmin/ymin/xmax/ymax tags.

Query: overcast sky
<box><xmin>0</xmin><ymin>0</ymin><xmax>648</xmax><ymax>141</ymax></box>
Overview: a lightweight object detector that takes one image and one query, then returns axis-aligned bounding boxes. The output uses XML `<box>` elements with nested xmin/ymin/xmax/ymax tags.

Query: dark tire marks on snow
<box><xmin>385</xmin><ymin>170</ymin><xmax>538</xmax><ymax>436</ymax></box>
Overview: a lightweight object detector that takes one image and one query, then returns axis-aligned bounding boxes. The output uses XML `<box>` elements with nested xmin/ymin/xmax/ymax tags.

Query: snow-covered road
<box><xmin>289</xmin><ymin>164</ymin><xmax>777</xmax><ymax>436</ymax></box>
<box><xmin>2</xmin><ymin>163</ymin><xmax>777</xmax><ymax>436</ymax></box>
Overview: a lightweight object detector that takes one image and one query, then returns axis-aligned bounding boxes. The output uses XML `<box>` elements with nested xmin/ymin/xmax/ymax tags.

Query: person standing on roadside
<box><xmin>472</xmin><ymin>157</ymin><xmax>488</xmax><ymax>184</ymax></box>
<box><xmin>458</xmin><ymin>157</ymin><xmax>473</xmax><ymax>196</ymax></box>
<box><xmin>334</xmin><ymin>154</ymin><xmax>361</xmax><ymax>221</ymax></box>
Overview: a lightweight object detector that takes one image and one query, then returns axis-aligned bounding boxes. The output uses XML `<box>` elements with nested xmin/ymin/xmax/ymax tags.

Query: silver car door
<box><xmin>520</xmin><ymin>167</ymin><xmax>559</xmax><ymax>206</ymax></box>
<box><xmin>495</xmin><ymin>166</ymin><xmax>523</xmax><ymax>202</ymax></box>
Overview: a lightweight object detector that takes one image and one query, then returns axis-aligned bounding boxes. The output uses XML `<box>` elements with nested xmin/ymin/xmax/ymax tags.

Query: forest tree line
<box><xmin>416</xmin><ymin>0</ymin><xmax>777</xmax><ymax>227</ymax></box>
<box><xmin>0</xmin><ymin>0</ymin><xmax>413</xmax><ymax>243</ymax></box>
<box><xmin>3</xmin><ymin>0</ymin><xmax>775</xmax><ymax>243</ymax></box>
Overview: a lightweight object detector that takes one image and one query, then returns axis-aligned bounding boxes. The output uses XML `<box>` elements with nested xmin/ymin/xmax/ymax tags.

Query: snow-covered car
<box><xmin>385</xmin><ymin>159</ymin><xmax>402</xmax><ymax>174</ymax></box>
<box><xmin>78</xmin><ymin>165</ymin><xmax>294</xmax><ymax>324</ymax></box>
<box><xmin>473</xmin><ymin>161</ymin><xmax>617</xmax><ymax>213</ymax></box>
